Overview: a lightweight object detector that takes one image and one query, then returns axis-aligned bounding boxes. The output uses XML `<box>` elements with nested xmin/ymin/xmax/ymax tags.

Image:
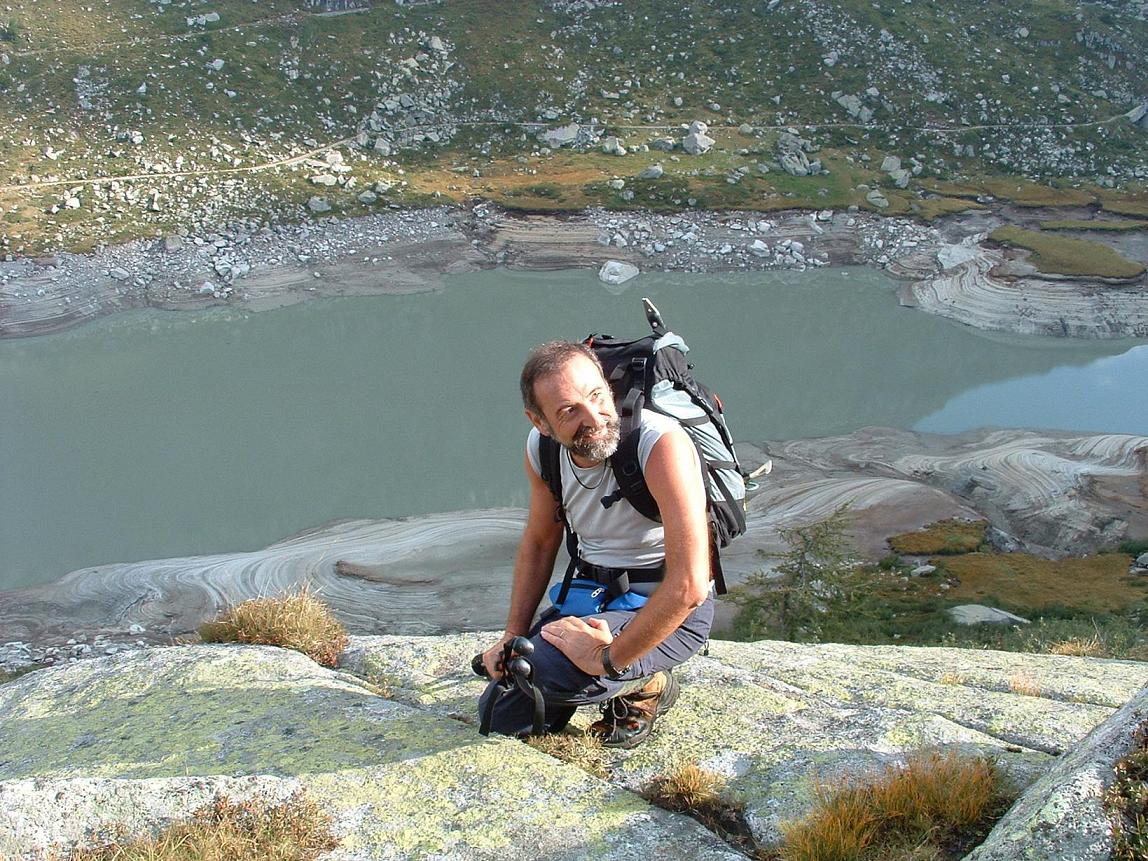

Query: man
<box><xmin>479</xmin><ymin>340</ymin><xmax>714</xmax><ymax>748</ymax></box>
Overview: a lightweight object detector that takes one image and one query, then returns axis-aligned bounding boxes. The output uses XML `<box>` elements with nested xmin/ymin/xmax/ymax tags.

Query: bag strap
<box><xmin>538</xmin><ymin>434</ymin><xmax>581</xmax><ymax>608</ymax></box>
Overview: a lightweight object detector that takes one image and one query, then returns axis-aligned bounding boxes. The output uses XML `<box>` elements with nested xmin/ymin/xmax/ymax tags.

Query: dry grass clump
<box><xmin>61</xmin><ymin>793</ymin><xmax>339</xmax><ymax>861</ymax></box>
<box><xmin>888</xmin><ymin>520</ymin><xmax>987</xmax><ymax>556</ymax></box>
<box><xmin>643</xmin><ymin>764</ymin><xmax>758</xmax><ymax>855</ymax></box>
<box><xmin>941</xmin><ymin>552</ymin><xmax>1146</xmax><ymax>614</ymax></box>
<box><xmin>1047</xmin><ymin>635</ymin><xmax>1104</xmax><ymax>657</ymax></box>
<box><xmin>526</xmin><ymin>730</ymin><xmax>610</xmax><ymax>779</ymax></box>
<box><xmin>1008</xmin><ymin>673</ymin><xmax>1043</xmax><ymax>698</ymax></box>
<box><xmin>1106</xmin><ymin>720</ymin><xmax>1148</xmax><ymax>861</ymax></box>
<box><xmin>198</xmin><ymin>585</ymin><xmax>348</xmax><ymax>668</ymax></box>
<box><xmin>780</xmin><ymin>752</ymin><xmax>1013</xmax><ymax>861</ymax></box>
<box><xmin>989</xmin><ymin>225</ymin><xmax>1145</xmax><ymax>279</ymax></box>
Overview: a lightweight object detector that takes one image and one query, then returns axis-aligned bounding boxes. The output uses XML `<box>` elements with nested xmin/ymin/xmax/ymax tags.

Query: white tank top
<box><xmin>527</xmin><ymin>411</ymin><xmax>691</xmax><ymax>571</ymax></box>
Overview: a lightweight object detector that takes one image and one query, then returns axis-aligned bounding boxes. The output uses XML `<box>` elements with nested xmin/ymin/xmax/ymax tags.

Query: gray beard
<box><xmin>568</xmin><ymin>417</ymin><xmax>621</xmax><ymax>462</ymax></box>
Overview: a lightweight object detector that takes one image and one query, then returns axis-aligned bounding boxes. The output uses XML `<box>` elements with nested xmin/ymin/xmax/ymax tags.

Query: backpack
<box><xmin>538</xmin><ymin>297</ymin><xmax>750</xmax><ymax>598</ymax></box>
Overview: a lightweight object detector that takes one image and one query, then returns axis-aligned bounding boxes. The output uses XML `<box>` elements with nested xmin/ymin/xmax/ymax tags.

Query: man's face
<box><xmin>528</xmin><ymin>354</ymin><xmax>620</xmax><ymax>464</ymax></box>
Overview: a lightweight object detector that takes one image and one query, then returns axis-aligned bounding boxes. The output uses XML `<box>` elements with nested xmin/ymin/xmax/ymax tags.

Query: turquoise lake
<box><xmin>1</xmin><ymin>266</ymin><xmax>1144</xmax><ymax>589</ymax></box>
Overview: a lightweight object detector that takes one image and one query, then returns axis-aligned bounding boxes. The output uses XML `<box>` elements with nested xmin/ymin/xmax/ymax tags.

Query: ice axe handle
<box><xmin>642</xmin><ymin>297</ymin><xmax>665</xmax><ymax>334</ymax></box>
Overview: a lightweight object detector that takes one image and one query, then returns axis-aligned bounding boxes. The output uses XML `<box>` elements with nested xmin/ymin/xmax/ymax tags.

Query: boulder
<box><xmin>779</xmin><ymin>151</ymin><xmax>810</xmax><ymax>176</ymax></box>
<box><xmin>538</xmin><ymin>123</ymin><xmax>580</xmax><ymax>149</ymax></box>
<box><xmin>865</xmin><ymin>189</ymin><xmax>890</xmax><ymax>209</ymax></box>
<box><xmin>967</xmin><ymin>686</ymin><xmax>1148</xmax><ymax>860</ymax></box>
<box><xmin>1126</xmin><ymin>103</ymin><xmax>1148</xmax><ymax>130</ymax></box>
<box><xmin>888</xmin><ymin>168</ymin><xmax>911</xmax><ymax>188</ymax></box>
<box><xmin>357</xmin><ymin>191</ymin><xmax>378</xmax><ymax>205</ymax></box>
<box><xmin>601</xmin><ymin>136</ymin><xmax>627</xmax><ymax>156</ymax></box>
<box><xmin>682</xmin><ymin>132</ymin><xmax>714</xmax><ymax>155</ymax></box>
<box><xmin>306</xmin><ymin>196</ymin><xmax>331</xmax><ymax>214</ymax></box>
<box><xmin>1137</xmin><ymin>552</ymin><xmax>1148</xmax><ymax>568</ymax></box>
<box><xmin>880</xmin><ymin>155</ymin><xmax>902</xmax><ymax>173</ymax></box>
<box><xmin>650</xmin><ymin>137</ymin><xmax>676</xmax><ymax>152</ymax></box>
<box><xmin>948</xmin><ymin>605</ymin><xmax>1030</xmax><ymax>626</ymax></box>
<box><xmin>910</xmin><ymin>564</ymin><xmax>937</xmax><ymax>577</ymax></box>
<box><xmin>637</xmin><ymin>164</ymin><xmax>664</xmax><ymax>180</ymax></box>
<box><xmin>598</xmin><ymin>260</ymin><xmax>639</xmax><ymax>285</ymax></box>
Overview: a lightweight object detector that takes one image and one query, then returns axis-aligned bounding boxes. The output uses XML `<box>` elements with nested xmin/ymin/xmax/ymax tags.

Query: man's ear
<box><xmin>525</xmin><ymin>409</ymin><xmax>552</xmax><ymax>437</ymax></box>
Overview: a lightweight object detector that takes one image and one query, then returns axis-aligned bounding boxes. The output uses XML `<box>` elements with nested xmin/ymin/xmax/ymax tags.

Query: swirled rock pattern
<box><xmin>1</xmin><ymin>429</ymin><xmax>1142</xmax><ymax>654</ymax></box>
<box><xmin>905</xmin><ymin>238</ymin><xmax>1148</xmax><ymax>339</ymax></box>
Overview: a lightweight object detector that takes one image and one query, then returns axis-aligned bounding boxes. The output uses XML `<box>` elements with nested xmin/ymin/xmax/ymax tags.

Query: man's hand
<box><xmin>480</xmin><ymin>632</ymin><xmax>520</xmax><ymax>680</ymax></box>
<box><xmin>540</xmin><ymin>616</ymin><xmax>612</xmax><ymax>676</ymax></box>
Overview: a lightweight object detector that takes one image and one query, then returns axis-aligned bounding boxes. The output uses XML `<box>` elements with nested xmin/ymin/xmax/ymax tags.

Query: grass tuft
<box><xmin>525</xmin><ymin>731</ymin><xmax>610</xmax><ymax>779</ymax></box>
<box><xmin>888</xmin><ymin>520</ymin><xmax>987</xmax><ymax>556</ymax></box>
<box><xmin>780</xmin><ymin>752</ymin><xmax>1014</xmax><ymax>861</ymax></box>
<box><xmin>643</xmin><ymin>764</ymin><xmax>757</xmax><ymax>855</ymax></box>
<box><xmin>198</xmin><ymin>585</ymin><xmax>349</xmax><ymax>668</ymax></box>
<box><xmin>60</xmin><ymin>792</ymin><xmax>339</xmax><ymax>861</ymax></box>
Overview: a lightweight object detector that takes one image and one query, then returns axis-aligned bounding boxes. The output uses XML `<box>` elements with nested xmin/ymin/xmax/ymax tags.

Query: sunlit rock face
<box><xmin>3</xmin><ymin>637</ymin><xmax>1146</xmax><ymax>858</ymax></box>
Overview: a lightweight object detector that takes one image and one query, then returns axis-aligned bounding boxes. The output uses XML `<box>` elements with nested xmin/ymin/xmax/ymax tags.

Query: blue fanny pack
<box><xmin>548</xmin><ymin>578</ymin><xmax>649</xmax><ymax>617</ymax></box>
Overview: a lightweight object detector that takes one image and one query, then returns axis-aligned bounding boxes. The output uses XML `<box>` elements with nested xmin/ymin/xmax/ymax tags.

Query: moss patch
<box><xmin>988</xmin><ymin>225</ymin><xmax>1146</xmax><ymax>279</ymax></box>
<box><xmin>940</xmin><ymin>553</ymin><xmax>1147</xmax><ymax>614</ymax></box>
<box><xmin>888</xmin><ymin>519</ymin><xmax>988</xmax><ymax>556</ymax></box>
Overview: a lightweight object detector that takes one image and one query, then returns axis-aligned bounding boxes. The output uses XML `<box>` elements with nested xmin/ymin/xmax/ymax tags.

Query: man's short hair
<box><xmin>520</xmin><ymin>340</ymin><xmax>603</xmax><ymax>416</ymax></box>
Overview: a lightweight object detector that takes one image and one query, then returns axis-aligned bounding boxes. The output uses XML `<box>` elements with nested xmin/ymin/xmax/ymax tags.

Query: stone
<box><xmin>967</xmin><ymin>687</ymin><xmax>1148</xmax><ymax>860</ymax></box>
<box><xmin>207</xmin><ymin>59</ymin><xmax>224</xmax><ymax>72</ymax></box>
<box><xmin>1137</xmin><ymin>553</ymin><xmax>1148</xmax><ymax>568</ymax></box>
<box><xmin>162</xmin><ymin>235</ymin><xmax>183</xmax><ymax>253</ymax></box>
<box><xmin>650</xmin><ymin>138</ymin><xmax>675</xmax><ymax>152</ymax></box>
<box><xmin>309</xmin><ymin>174</ymin><xmax>338</xmax><ymax>186</ymax></box>
<box><xmin>688</xmin><ymin>120</ymin><xmax>709</xmax><ymax>136</ymax></box>
<box><xmin>779</xmin><ymin>152</ymin><xmax>810</xmax><ymax>176</ymax></box>
<box><xmin>109</xmin><ymin>268</ymin><xmax>130</xmax><ymax>281</ymax></box>
<box><xmin>880</xmin><ymin>155</ymin><xmax>902</xmax><ymax>173</ymax></box>
<box><xmin>357</xmin><ymin>191</ymin><xmax>378</xmax><ymax>205</ymax></box>
<box><xmin>888</xmin><ymin>168</ymin><xmax>911</xmax><ymax>188</ymax></box>
<box><xmin>538</xmin><ymin>123</ymin><xmax>580</xmax><ymax>149</ymax></box>
<box><xmin>948</xmin><ymin>605</ymin><xmax>1030</xmax><ymax>626</ymax></box>
<box><xmin>427</xmin><ymin>35</ymin><xmax>446</xmax><ymax>54</ymax></box>
<box><xmin>1128</xmin><ymin>104</ymin><xmax>1148</xmax><ymax>130</ymax></box>
<box><xmin>682</xmin><ymin>132</ymin><xmax>715</xmax><ymax>156</ymax></box>
<box><xmin>738</xmin><ymin>123</ymin><xmax>755</xmax><ymax>136</ymax></box>
<box><xmin>910</xmin><ymin>565</ymin><xmax>936</xmax><ymax>577</ymax></box>
<box><xmin>597</xmin><ymin>260</ymin><xmax>639</xmax><ymax>285</ymax></box>
<box><xmin>306</xmin><ymin>196</ymin><xmax>331</xmax><ymax>214</ymax></box>
<box><xmin>749</xmin><ymin>239</ymin><xmax>770</xmax><ymax>257</ymax></box>
<box><xmin>637</xmin><ymin>164</ymin><xmax>664</xmax><ymax>180</ymax></box>
<box><xmin>865</xmin><ymin>189</ymin><xmax>890</xmax><ymax>209</ymax></box>
<box><xmin>602</xmin><ymin>136</ymin><xmax>627</xmax><ymax>156</ymax></box>
<box><xmin>608</xmin><ymin>179</ymin><xmax>626</xmax><ymax>190</ymax></box>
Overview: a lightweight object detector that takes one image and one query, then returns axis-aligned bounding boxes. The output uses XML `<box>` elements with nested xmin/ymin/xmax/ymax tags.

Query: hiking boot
<box><xmin>590</xmin><ymin>670</ymin><xmax>679</xmax><ymax>749</ymax></box>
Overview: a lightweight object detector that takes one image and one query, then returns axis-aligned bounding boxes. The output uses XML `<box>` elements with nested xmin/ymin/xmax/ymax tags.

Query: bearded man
<box><xmin>479</xmin><ymin>340</ymin><xmax>714</xmax><ymax>748</ymax></box>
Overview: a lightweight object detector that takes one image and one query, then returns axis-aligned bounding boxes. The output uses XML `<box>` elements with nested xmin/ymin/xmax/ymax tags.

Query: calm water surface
<box><xmin>2</xmin><ymin>267</ymin><xmax>1144</xmax><ymax>589</ymax></box>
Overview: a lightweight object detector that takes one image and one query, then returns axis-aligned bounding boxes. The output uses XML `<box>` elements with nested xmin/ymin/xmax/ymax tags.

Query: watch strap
<box><xmin>601</xmin><ymin>644</ymin><xmax>629</xmax><ymax>680</ymax></box>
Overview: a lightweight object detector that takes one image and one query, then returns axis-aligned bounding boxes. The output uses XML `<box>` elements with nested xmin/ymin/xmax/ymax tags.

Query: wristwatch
<box><xmin>600</xmin><ymin>644</ymin><xmax>630</xmax><ymax>680</ymax></box>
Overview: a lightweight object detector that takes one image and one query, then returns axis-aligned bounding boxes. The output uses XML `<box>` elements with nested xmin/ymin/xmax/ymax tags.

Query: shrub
<box><xmin>780</xmin><ymin>752</ymin><xmax>1014</xmax><ymax>861</ymax></box>
<box><xmin>1106</xmin><ymin>720</ymin><xmax>1148</xmax><ymax>861</ymax></box>
<box><xmin>730</xmin><ymin>506</ymin><xmax>872</xmax><ymax>642</ymax></box>
<box><xmin>1118</xmin><ymin>539</ymin><xmax>1148</xmax><ymax>557</ymax></box>
<box><xmin>61</xmin><ymin>792</ymin><xmax>338</xmax><ymax>861</ymax></box>
<box><xmin>0</xmin><ymin>20</ymin><xmax>20</xmax><ymax>42</ymax></box>
<box><xmin>199</xmin><ymin>585</ymin><xmax>349</xmax><ymax>667</ymax></box>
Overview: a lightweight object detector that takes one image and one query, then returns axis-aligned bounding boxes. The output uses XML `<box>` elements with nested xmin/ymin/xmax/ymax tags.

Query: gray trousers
<box><xmin>478</xmin><ymin>597</ymin><xmax>714</xmax><ymax>736</ymax></box>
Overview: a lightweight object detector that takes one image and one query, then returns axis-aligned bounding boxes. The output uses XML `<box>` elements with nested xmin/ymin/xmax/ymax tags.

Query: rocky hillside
<box><xmin>1</xmin><ymin>637</ymin><xmax>1146</xmax><ymax>859</ymax></box>
<box><xmin>0</xmin><ymin>0</ymin><xmax>1145</xmax><ymax>256</ymax></box>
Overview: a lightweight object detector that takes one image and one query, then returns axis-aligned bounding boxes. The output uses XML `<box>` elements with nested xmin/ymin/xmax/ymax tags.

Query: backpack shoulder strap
<box><xmin>537</xmin><ymin>433</ymin><xmax>581</xmax><ymax>607</ymax></box>
<box><xmin>536</xmin><ymin>433</ymin><xmax>563</xmax><ymax>509</ymax></box>
<box><xmin>601</xmin><ymin>426</ymin><xmax>659</xmax><ymax>521</ymax></box>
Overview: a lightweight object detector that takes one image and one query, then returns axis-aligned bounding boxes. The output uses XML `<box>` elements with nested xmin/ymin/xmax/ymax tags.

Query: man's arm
<box><xmin>481</xmin><ymin>448</ymin><xmax>565</xmax><ymax>677</ymax></box>
<box><xmin>540</xmin><ymin>427</ymin><xmax>710</xmax><ymax>674</ymax></box>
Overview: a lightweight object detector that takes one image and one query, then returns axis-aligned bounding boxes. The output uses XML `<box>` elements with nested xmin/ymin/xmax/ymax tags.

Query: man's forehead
<box><xmin>535</xmin><ymin>354</ymin><xmax>605</xmax><ymax>401</ymax></box>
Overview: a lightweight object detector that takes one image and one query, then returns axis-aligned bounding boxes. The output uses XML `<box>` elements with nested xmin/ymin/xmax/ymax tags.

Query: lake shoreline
<box><xmin>2</xmin><ymin>203</ymin><xmax>1146</xmax><ymax>341</ymax></box>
